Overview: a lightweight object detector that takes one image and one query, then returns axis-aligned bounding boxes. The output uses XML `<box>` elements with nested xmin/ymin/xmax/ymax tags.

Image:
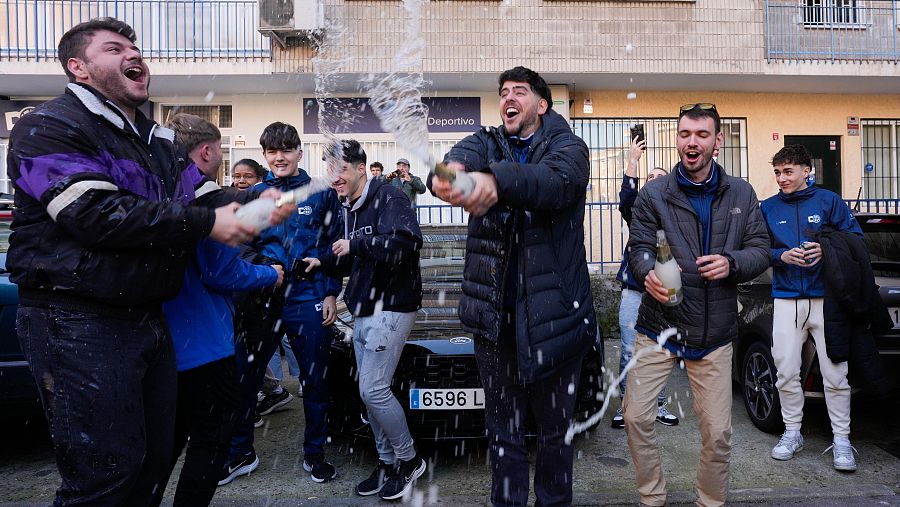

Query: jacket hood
<box><xmin>348</xmin><ymin>177</ymin><xmax>390</xmax><ymax>212</ymax></box>
<box><xmin>263</xmin><ymin>169</ymin><xmax>311</xmax><ymax>191</ymax></box>
<box><xmin>777</xmin><ymin>184</ymin><xmax>816</xmax><ymax>204</ymax></box>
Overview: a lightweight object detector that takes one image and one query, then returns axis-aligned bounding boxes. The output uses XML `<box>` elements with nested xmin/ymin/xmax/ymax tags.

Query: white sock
<box><xmin>834</xmin><ymin>434</ymin><xmax>850</xmax><ymax>444</ymax></box>
<box><xmin>784</xmin><ymin>429</ymin><xmax>801</xmax><ymax>438</ymax></box>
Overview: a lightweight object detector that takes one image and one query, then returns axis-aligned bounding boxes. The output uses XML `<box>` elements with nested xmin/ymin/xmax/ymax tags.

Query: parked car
<box><xmin>0</xmin><ymin>197</ymin><xmax>39</xmax><ymax>410</ymax></box>
<box><xmin>327</xmin><ymin>224</ymin><xmax>605</xmax><ymax>440</ymax></box>
<box><xmin>735</xmin><ymin>212</ymin><xmax>900</xmax><ymax>433</ymax></box>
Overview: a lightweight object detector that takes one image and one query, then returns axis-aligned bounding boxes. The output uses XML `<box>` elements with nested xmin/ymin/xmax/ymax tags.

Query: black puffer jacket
<box><xmin>816</xmin><ymin>227</ymin><xmax>894</xmax><ymax>398</ymax></box>
<box><xmin>628</xmin><ymin>166</ymin><xmax>770</xmax><ymax>349</ymax></box>
<box><xmin>439</xmin><ymin>109</ymin><xmax>597</xmax><ymax>381</ymax></box>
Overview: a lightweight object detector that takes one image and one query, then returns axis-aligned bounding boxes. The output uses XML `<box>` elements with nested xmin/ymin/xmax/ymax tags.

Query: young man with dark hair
<box><xmin>220</xmin><ymin>121</ymin><xmax>344</xmax><ymax>485</ymax></box>
<box><xmin>305</xmin><ymin>139</ymin><xmax>426</xmax><ymax>501</ymax></box>
<box><xmin>625</xmin><ymin>103</ymin><xmax>770</xmax><ymax>507</ymax></box>
<box><xmin>7</xmin><ymin>17</ymin><xmax>282</xmax><ymax>504</ymax></box>
<box><xmin>429</xmin><ymin>66</ymin><xmax>597</xmax><ymax>506</ymax></box>
<box><xmin>612</xmin><ymin>134</ymin><xmax>676</xmax><ymax>429</ymax></box>
<box><xmin>157</xmin><ymin>115</ymin><xmax>284</xmax><ymax>505</ymax></box>
<box><xmin>761</xmin><ymin>144</ymin><xmax>862</xmax><ymax>471</ymax></box>
<box><xmin>369</xmin><ymin>161</ymin><xmax>385</xmax><ymax>179</ymax></box>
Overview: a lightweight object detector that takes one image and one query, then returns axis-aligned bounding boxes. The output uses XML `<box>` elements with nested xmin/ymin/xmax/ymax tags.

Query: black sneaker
<box><xmin>356</xmin><ymin>460</ymin><xmax>392</xmax><ymax>496</ymax></box>
<box><xmin>379</xmin><ymin>455</ymin><xmax>426</xmax><ymax>501</ymax></box>
<box><xmin>303</xmin><ymin>454</ymin><xmax>337</xmax><ymax>483</ymax></box>
<box><xmin>217</xmin><ymin>451</ymin><xmax>259</xmax><ymax>486</ymax></box>
<box><xmin>611</xmin><ymin>407</ymin><xmax>625</xmax><ymax>429</ymax></box>
<box><xmin>253</xmin><ymin>412</ymin><xmax>264</xmax><ymax>429</ymax></box>
<box><xmin>257</xmin><ymin>389</ymin><xmax>293</xmax><ymax>416</ymax></box>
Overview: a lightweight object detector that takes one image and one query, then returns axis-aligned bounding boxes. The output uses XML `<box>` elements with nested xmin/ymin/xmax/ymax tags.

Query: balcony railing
<box><xmin>766</xmin><ymin>0</ymin><xmax>900</xmax><ymax>63</ymax></box>
<box><xmin>1</xmin><ymin>0</ymin><xmax>271</xmax><ymax>61</ymax></box>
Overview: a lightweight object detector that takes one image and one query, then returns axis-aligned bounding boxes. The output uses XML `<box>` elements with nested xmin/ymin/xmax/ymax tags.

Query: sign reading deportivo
<box><xmin>302</xmin><ymin>97</ymin><xmax>480</xmax><ymax>134</ymax></box>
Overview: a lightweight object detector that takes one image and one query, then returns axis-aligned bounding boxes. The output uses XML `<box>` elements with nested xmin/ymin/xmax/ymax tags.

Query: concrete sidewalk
<box><xmin>1</xmin><ymin>337</ymin><xmax>898</xmax><ymax>505</ymax></box>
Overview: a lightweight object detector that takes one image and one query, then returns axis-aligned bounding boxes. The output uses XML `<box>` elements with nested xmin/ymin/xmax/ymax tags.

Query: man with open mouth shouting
<box><xmin>6</xmin><ymin>17</ymin><xmax>287</xmax><ymax>505</ymax></box>
<box><xmin>429</xmin><ymin>66</ymin><xmax>597</xmax><ymax>506</ymax></box>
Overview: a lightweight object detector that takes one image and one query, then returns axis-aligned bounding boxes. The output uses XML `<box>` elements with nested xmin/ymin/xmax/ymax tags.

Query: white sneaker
<box><xmin>656</xmin><ymin>404</ymin><xmax>679</xmax><ymax>426</ymax></box>
<box><xmin>771</xmin><ymin>431</ymin><xmax>804</xmax><ymax>460</ymax></box>
<box><xmin>823</xmin><ymin>439</ymin><xmax>857</xmax><ymax>472</ymax></box>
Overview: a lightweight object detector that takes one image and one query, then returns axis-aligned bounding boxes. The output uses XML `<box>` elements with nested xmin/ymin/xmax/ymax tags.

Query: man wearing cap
<box><xmin>390</xmin><ymin>158</ymin><xmax>426</xmax><ymax>208</ymax></box>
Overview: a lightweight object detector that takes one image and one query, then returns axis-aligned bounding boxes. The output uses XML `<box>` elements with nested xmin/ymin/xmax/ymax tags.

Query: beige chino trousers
<box><xmin>624</xmin><ymin>333</ymin><xmax>733</xmax><ymax>507</ymax></box>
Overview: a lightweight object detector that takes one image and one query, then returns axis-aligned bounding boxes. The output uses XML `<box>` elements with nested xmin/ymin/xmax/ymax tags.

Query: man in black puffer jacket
<box><xmin>625</xmin><ymin>104</ymin><xmax>769</xmax><ymax>507</ymax></box>
<box><xmin>430</xmin><ymin>67</ymin><xmax>596</xmax><ymax>507</ymax></box>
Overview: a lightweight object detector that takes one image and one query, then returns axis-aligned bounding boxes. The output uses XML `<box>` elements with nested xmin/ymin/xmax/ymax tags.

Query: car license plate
<box><xmin>409</xmin><ymin>388</ymin><xmax>485</xmax><ymax>410</ymax></box>
<box><xmin>891</xmin><ymin>307</ymin><xmax>900</xmax><ymax>328</ymax></box>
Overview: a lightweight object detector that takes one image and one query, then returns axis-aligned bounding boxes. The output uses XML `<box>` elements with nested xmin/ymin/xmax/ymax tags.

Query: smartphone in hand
<box><xmin>630</xmin><ymin>124</ymin><xmax>645</xmax><ymax>148</ymax></box>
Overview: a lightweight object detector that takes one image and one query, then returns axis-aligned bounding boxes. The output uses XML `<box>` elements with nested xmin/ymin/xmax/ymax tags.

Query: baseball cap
<box><xmin>397</xmin><ymin>158</ymin><xmax>410</xmax><ymax>166</ymax></box>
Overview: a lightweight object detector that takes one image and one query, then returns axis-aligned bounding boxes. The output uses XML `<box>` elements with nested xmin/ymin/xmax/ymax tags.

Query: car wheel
<box><xmin>741</xmin><ymin>341</ymin><xmax>784</xmax><ymax>434</ymax></box>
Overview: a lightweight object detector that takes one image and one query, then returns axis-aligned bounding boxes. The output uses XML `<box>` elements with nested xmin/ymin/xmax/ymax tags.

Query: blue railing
<box><xmin>0</xmin><ymin>0</ymin><xmax>271</xmax><ymax>61</ymax></box>
<box><xmin>417</xmin><ymin>198</ymin><xmax>900</xmax><ymax>270</ymax></box>
<box><xmin>766</xmin><ymin>0</ymin><xmax>899</xmax><ymax>63</ymax></box>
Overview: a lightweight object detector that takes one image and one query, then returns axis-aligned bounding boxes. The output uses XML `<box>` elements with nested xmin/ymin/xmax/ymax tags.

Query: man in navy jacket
<box><xmin>430</xmin><ymin>66</ymin><xmax>596</xmax><ymax>507</ymax></box>
<box><xmin>760</xmin><ymin>144</ymin><xmax>862</xmax><ymax>471</ymax></box>
<box><xmin>306</xmin><ymin>139</ymin><xmax>425</xmax><ymax>501</ymax></box>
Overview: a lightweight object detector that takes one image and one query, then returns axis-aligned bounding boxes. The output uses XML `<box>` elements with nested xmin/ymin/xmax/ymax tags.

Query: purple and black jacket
<box><xmin>6</xmin><ymin>83</ymin><xmax>216</xmax><ymax>312</ymax></box>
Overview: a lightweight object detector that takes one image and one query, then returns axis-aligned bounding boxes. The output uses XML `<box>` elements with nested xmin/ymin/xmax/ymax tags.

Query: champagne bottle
<box><xmin>235</xmin><ymin>188</ymin><xmax>308</xmax><ymax>231</ymax></box>
<box><xmin>654</xmin><ymin>230</ymin><xmax>683</xmax><ymax>306</ymax></box>
<box><xmin>433</xmin><ymin>162</ymin><xmax>474</xmax><ymax>198</ymax></box>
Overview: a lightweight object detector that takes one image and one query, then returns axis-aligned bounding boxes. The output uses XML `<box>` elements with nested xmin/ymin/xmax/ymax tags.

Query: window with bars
<box><xmin>803</xmin><ymin>0</ymin><xmax>865</xmax><ymax>27</ymax></box>
<box><xmin>861</xmin><ymin>120</ymin><xmax>900</xmax><ymax>199</ymax></box>
<box><xmin>160</xmin><ymin>105</ymin><xmax>233</xmax><ymax>129</ymax></box>
<box><xmin>571</xmin><ymin>117</ymin><xmax>749</xmax><ymax>204</ymax></box>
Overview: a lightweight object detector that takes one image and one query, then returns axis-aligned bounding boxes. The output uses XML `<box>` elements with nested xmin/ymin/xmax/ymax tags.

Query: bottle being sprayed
<box><xmin>433</xmin><ymin>161</ymin><xmax>474</xmax><ymax>198</ymax></box>
<box><xmin>654</xmin><ymin>230</ymin><xmax>683</xmax><ymax>306</ymax></box>
<box><xmin>234</xmin><ymin>186</ymin><xmax>313</xmax><ymax>231</ymax></box>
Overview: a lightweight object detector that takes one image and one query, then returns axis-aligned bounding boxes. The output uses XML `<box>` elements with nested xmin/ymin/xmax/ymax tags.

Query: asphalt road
<box><xmin>1</xmin><ymin>337</ymin><xmax>898</xmax><ymax>506</ymax></box>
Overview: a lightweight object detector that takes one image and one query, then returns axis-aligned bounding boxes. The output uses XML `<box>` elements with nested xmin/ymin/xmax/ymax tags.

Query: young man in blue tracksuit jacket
<box><xmin>157</xmin><ymin>114</ymin><xmax>286</xmax><ymax>505</ymax></box>
<box><xmin>611</xmin><ymin>135</ymin><xmax>678</xmax><ymax>429</ymax></box>
<box><xmin>220</xmin><ymin>122</ymin><xmax>344</xmax><ymax>485</ymax></box>
<box><xmin>760</xmin><ymin>144</ymin><xmax>862</xmax><ymax>472</ymax></box>
<box><xmin>305</xmin><ymin>140</ymin><xmax>426</xmax><ymax>501</ymax></box>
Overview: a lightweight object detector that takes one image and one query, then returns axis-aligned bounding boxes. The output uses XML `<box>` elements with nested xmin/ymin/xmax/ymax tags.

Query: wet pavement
<box><xmin>1</xmin><ymin>337</ymin><xmax>898</xmax><ymax>506</ymax></box>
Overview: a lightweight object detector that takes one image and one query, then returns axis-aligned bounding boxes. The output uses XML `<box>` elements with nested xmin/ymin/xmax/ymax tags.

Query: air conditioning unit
<box><xmin>258</xmin><ymin>0</ymin><xmax>323</xmax><ymax>33</ymax></box>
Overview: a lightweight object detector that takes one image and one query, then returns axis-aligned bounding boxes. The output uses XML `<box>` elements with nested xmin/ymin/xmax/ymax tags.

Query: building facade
<box><xmin>3</xmin><ymin>0</ymin><xmax>899</xmax><ymax>268</ymax></box>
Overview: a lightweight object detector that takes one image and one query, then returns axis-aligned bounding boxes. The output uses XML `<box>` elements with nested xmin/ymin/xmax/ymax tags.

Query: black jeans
<box><xmin>17</xmin><ymin>305</ymin><xmax>177</xmax><ymax>506</ymax></box>
<box><xmin>229</xmin><ymin>287</ymin><xmax>285</xmax><ymax>458</ymax></box>
<box><xmin>474</xmin><ymin>322</ymin><xmax>583</xmax><ymax>507</ymax></box>
<box><xmin>152</xmin><ymin>357</ymin><xmax>241</xmax><ymax>506</ymax></box>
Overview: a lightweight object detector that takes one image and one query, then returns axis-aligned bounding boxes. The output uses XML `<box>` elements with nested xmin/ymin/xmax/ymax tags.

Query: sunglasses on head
<box><xmin>679</xmin><ymin>103</ymin><xmax>718</xmax><ymax>115</ymax></box>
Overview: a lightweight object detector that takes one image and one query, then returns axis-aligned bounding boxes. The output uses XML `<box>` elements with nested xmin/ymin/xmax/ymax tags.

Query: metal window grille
<box><xmin>861</xmin><ymin>120</ymin><xmax>900</xmax><ymax>200</ymax></box>
<box><xmin>803</xmin><ymin>0</ymin><xmax>864</xmax><ymax>26</ymax></box>
<box><xmin>160</xmin><ymin>105</ymin><xmax>233</xmax><ymax>128</ymax></box>
<box><xmin>570</xmin><ymin>117</ymin><xmax>749</xmax><ymax>204</ymax></box>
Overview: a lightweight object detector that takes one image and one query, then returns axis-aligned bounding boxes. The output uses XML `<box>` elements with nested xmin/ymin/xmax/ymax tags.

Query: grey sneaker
<box><xmin>771</xmin><ymin>431</ymin><xmax>804</xmax><ymax>460</ymax></box>
<box><xmin>656</xmin><ymin>404</ymin><xmax>679</xmax><ymax>426</ymax></box>
<box><xmin>823</xmin><ymin>440</ymin><xmax>857</xmax><ymax>472</ymax></box>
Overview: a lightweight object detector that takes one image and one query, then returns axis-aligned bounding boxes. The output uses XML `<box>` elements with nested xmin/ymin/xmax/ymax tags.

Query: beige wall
<box><xmin>572</xmin><ymin>90</ymin><xmax>900</xmax><ymax>200</ymax></box>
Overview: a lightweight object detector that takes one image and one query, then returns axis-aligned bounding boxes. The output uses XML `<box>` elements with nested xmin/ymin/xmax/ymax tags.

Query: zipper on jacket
<box><xmin>795</xmin><ymin>203</ymin><xmax>804</xmax><ymax>296</ymax></box>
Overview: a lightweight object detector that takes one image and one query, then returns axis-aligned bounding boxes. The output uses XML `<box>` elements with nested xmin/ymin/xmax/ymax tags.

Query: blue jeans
<box><xmin>619</xmin><ymin>289</ymin><xmax>667</xmax><ymax>405</ymax></box>
<box><xmin>268</xmin><ymin>333</ymin><xmax>300</xmax><ymax>380</ymax></box>
<box><xmin>17</xmin><ymin>305</ymin><xmax>176</xmax><ymax>506</ymax></box>
<box><xmin>352</xmin><ymin>311</ymin><xmax>417</xmax><ymax>464</ymax></box>
<box><xmin>283</xmin><ymin>301</ymin><xmax>332</xmax><ymax>456</ymax></box>
<box><xmin>475</xmin><ymin>317</ymin><xmax>583</xmax><ymax>507</ymax></box>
